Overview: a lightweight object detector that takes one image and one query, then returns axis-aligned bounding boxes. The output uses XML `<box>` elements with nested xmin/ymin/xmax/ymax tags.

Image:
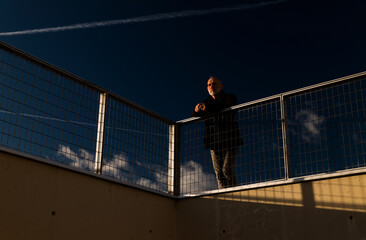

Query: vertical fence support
<box><xmin>168</xmin><ymin>124</ymin><xmax>181</xmax><ymax>196</ymax></box>
<box><xmin>280</xmin><ymin>95</ymin><xmax>290</xmax><ymax>179</ymax></box>
<box><xmin>95</xmin><ymin>92</ymin><xmax>107</xmax><ymax>174</ymax></box>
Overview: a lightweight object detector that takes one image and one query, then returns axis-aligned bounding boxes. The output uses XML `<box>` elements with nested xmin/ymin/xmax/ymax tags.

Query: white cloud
<box><xmin>155</xmin><ymin>171</ymin><xmax>168</xmax><ymax>185</ymax></box>
<box><xmin>56</xmin><ymin>145</ymin><xmax>219</xmax><ymax>194</ymax></box>
<box><xmin>135</xmin><ymin>166</ymin><xmax>169</xmax><ymax>192</ymax></box>
<box><xmin>56</xmin><ymin>144</ymin><xmax>168</xmax><ymax>191</ymax></box>
<box><xmin>57</xmin><ymin>144</ymin><xmax>129</xmax><ymax>176</ymax></box>
<box><xmin>137</xmin><ymin>178</ymin><xmax>160</xmax><ymax>190</ymax></box>
<box><xmin>295</xmin><ymin>110</ymin><xmax>325</xmax><ymax>142</ymax></box>
<box><xmin>180</xmin><ymin>160</ymin><xmax>217</xmax><ymax>194</ymax></box>
<box><xmin>57</xmin><ymin>145</ymin><xmax>94</xmax><ymax>171</ymax></box>
<box><xmin>102</xmin><ymin>152</ymin><xmax>129</xmax><ymax>178</ymax></box>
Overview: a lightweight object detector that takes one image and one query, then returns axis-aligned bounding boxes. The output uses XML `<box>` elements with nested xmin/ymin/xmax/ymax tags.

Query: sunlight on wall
<box><xmin>203</xmin><ymin>174</ymin><xmax>366</xmax><ymax>212</ymax></box>
<box><xmin>204</xmin><ymin>184</ymin><xmax>304</xmax><ymax>207</ymax></box>
<box><xmin>312</xmin><ymin>175</ymin><xmax>366</xmax><ymax>213</ymax></box>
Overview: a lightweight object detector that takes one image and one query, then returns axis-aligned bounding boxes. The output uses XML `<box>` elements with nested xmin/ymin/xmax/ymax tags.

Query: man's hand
<box><xmin>195</xmin><ymin>103</ymin><xmax>206</xmax><ymax>112</ymax></box>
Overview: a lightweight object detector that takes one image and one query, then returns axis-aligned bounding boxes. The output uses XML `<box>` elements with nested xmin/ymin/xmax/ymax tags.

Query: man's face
<box><xmin>207</xmin><ymin>77</ymin><xmax>223</xmax><ymax>97</ymax></box>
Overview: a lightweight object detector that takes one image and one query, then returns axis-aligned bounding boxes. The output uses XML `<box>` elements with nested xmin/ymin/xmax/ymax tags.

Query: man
<box><xmin>192</xmin><ymin>76</ymin><xmax>243</xmax><ymax>189</ymax></box>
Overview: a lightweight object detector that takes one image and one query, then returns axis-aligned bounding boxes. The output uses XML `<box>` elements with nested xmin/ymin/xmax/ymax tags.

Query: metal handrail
<box><xmin>0</xmin><ymin>40</ymin><xmax>174</xmax><ymax>125</ymax></box>
<box><xmin>177</xmin><ymin>70</ymin><xmax>366</xmax><ymax>124</ymax></box>
<box><xmin>2</xmin><ymin>39</ymin><xmax>366</xmax><ymax>197</ymax></box>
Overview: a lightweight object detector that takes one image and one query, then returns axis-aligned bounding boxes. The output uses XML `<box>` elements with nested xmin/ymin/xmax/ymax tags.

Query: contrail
<box><xmin>0</xmin><ymin>109</ymin><xmax>166</xmax><ymax>136</ymax></box>
<box><xmin>0</xmin><ymin>0</ymin><xmax>287</xmax><ymax>37</ymax></box>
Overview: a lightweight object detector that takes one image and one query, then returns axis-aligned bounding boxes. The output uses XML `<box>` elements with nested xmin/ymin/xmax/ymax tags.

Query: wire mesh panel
<box><xmin>238</xmin><ymin>100</ymin><xmax>285</xmax><ymax>184</ymax></box>
<box><xmin>2</xmin><ymin>41</ymin><xmax>366</xmax><ymax>197</ymax></box>
<box><xmin>0</xmin><ymin>46</ymin><xmax>100</xmax><ymax>172</ymax></box>
<box><xmin>180</xmin><ymin>99</ymin><xmax>285</xmax><ymax>195</ymax></box>
<box><xmin>0</xmin><ymin>42</ymin><xmax>173</xmax><ymax>195</ymax></box>
<box><xmin>180</xmin><ymin>120</ymin><xmax>215</xmax><ymax>194</ymax></box>
<box><xmin>102</xmin><ymin>96</ymin><xmax>171</xmax><ymax>192</ymax></box>
<box><xmin>286</xmin><ymin>78</ymin><xmax>366</xmax><ymax>177</ymax></box>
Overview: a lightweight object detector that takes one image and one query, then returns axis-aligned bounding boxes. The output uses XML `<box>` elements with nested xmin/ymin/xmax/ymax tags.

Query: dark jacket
<box><xmin>192</xmin><ymin>91</ymin><xmax>243</xmax><ymax>150</ymax></box>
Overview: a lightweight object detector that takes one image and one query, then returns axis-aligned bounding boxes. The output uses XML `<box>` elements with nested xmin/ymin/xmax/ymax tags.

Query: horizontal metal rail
<box><xmin>0</xmin><ymin>40</ymin><xmax>174</xmax><ymax>195</ymax></box>
<box><xmin>178</xmin><ymin>71</ymin><xmax>366</xmax><ymax>195</ymax></box>
<box><xmin>2</xmin><ymin>40</ymin><xmax>366</xmax><ymax>197</ymax></box>
<box><xmin>0</xmin><ymin>40</ymin><xmax>174</xmax><ymax>125</ymax></box>
<box><xmin>178</xmin><ymin>70</ymin><xmax>366</xmax><ymax>124</ymax></box>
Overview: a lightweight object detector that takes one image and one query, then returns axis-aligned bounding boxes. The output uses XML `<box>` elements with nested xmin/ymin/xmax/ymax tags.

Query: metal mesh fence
<box><xmin>286</xmin><ymin>78</ymin><xmax>366</xmax><ymax>177</ymax></box>
<box><xmin>1</xmin><ymin>41</ymin><xmax>366</xmax><ymax>197</ymax></box>
<box><xmin>102</xmin><ymin>96</ymin><xmax>171</xmax><ymax>192</ymax></box>
<box><xmin>0</xmin><ymin>47</ymin><xmax>99</xmax><ymax>171</ymax></box>
<box><xmin>0</xmin><ymin>42</ymin><xmax>173</xmax><ymax>193</ymax></box>
<box><xmin>180</xmin><ymin>99</ymin><xmax>285</xmax><ymax>195</ymax></box>
<box><xmin>179</xmin><ymin>76</ymin><xmax>366</xmax><ymax>195</ymax></box>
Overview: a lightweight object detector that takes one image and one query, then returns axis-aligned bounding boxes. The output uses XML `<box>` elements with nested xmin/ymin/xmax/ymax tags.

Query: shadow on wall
<box><xmin>176</xmin><ymin>174</ymin><xmax>366</xmax><ymax>240</ymax></box>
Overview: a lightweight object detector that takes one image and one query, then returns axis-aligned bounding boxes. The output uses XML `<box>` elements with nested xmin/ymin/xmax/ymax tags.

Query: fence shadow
<box><xmin>176</xmin><ymin>174</ymin><xmax>366</xmax><ymax>240</ymax></box>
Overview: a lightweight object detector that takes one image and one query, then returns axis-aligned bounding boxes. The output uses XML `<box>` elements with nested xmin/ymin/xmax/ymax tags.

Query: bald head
<box><xmin>207</xmin><ymin>76</ymin><xmax>223</xmax><ymax>99</ymax></box>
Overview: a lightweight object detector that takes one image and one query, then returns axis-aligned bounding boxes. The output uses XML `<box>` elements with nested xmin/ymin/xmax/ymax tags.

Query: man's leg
<box><xmin>210</xmin><ymin>149</ymin><xmax>224</xmax><ymax>189</ymax></box>
<box><xmin>222</xmin><ymin>148</ymin><xmax>238</xmax><ymax>188</ymax></box>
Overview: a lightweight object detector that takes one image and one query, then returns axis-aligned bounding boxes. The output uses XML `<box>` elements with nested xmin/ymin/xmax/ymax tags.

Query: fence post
<box><xmin>168</xmin><ymin>124</ymin><xmax>181</xmax><ymax>196</ymax></box>
<box><xmin>280</xmin><ymin>95</ymin><xmax>290</xmax><ymax>179</ymax></box>
<box><xmin>95</xmin><ymin>92</ymin><xmax>107</xmax><ymax>174</ymax></box>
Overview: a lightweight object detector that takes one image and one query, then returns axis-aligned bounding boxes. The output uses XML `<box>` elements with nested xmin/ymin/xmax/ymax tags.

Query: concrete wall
<box><xmin>176</xmin><ymin>174</ymin><xmax>366</xmax><ymax>240</ymax></box>
<box><xmin>0</xmin><ymin>151</ymin><xmax>176</xmax><ymax>240</ymax></box>
<box><xmin>2</xmin><ymin>150</ymin><xmax>366</xmax><ymax>240</ymax></box>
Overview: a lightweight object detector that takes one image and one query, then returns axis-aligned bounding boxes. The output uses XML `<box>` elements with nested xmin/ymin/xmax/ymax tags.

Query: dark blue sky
<box><xmin>1</xmin><ymin>0</ymin><xmax>365</xmax><ymax>121</ymax></box>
